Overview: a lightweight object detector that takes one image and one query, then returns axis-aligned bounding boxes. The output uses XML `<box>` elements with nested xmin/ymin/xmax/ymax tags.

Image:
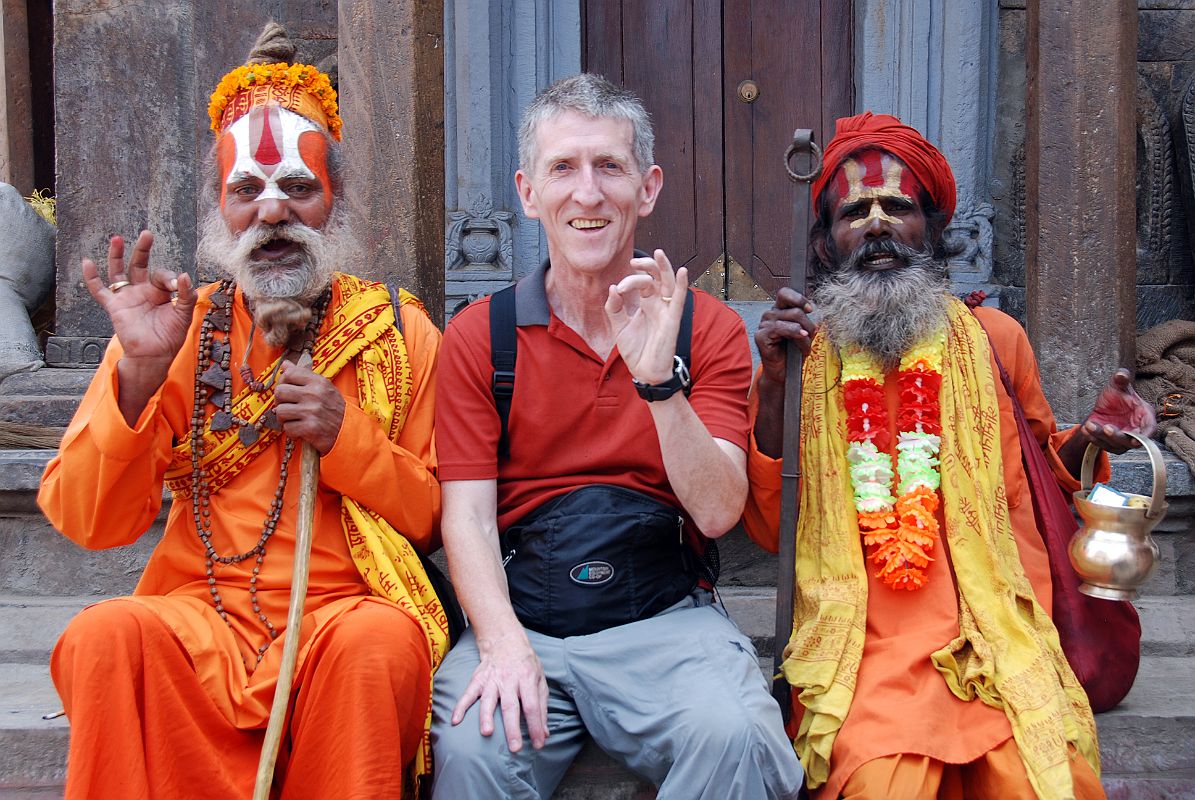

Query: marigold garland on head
<box><xmin>208</xmin><ymin>62</ymin><xmax>342</xmax><ymax>140</ymax></box>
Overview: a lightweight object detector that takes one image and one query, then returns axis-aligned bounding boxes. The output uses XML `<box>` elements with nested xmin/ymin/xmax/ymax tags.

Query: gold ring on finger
<box><xmin>107</xmin><ymin>280</ymin><xmax>132</xmax><ymax>293</ymax></box>
<box><xmin>660</xmin><ymin>295</ymin><xmax>673</xmax><ymax>301</ymax></box>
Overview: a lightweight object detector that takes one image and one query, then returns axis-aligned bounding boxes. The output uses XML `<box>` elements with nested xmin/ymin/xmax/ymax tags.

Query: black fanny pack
<box><xmin>500</xmin><ymin>485</ymin><xmax>701</xmax><ymax>638</ymax></box>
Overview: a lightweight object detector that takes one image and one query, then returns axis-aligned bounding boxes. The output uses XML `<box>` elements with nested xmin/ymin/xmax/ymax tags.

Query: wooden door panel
<box><xmin>723</xmin><ymin>0</ymin><xmax>851</xmax><ymax>297</ymax></box>
<box><xmin>584</xmin><ymin>1</ymin><xmax>852</xmax><ymax>297</ymax></box>
<box><xmin>583</xmin><ymin>0</ymin><xmax>724</xmax><ymax>280</ymax></box>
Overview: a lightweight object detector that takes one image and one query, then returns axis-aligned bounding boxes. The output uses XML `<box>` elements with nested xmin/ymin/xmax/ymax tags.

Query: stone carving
<box><xmin>1138</xmin><ymin>77</ymin><xmax>1174</xmax><ymax>282</ymax></box>
<box><xmin>0</xmin><ymin>184</ymin><xmax>56</xmax><ymax>383</ymax></box>
<box><xmin>446</xmin><ymin>291</ymin><xmax>488</xmax><ymax>321</ymax></box>
<box><xmin>1177</xmin><ymin>75</ymin><xmax>1195</xmax><ymax>284</ymax></box>
<box><xmin>945</xmin><ymin>202</ymin><xmax>995</xmax><ymax>281</ymax></box>
<box><xmin>44</xmin><ymin>337</ymin><xmax>108</xmax><ymax>368</ymax></box>
<box><xmin>445</xmin><ymin>195</ymin><xmax>515</xmax><ymax>273</ymax></box>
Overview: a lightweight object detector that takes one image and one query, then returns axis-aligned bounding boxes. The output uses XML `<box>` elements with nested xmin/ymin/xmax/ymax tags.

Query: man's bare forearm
<box><xmin>752</xmin><ymin>373</ymin><xmax>787</xmax><ymax>459</ymax></box>
<box><xmin>441</xmin><ymin>481</ymin><xmax>528</xmax><ymax>645</ymax></box>
<box><xmin>647</xmin><ymin>394</ymin><xmax>747</xmax><ymax>537</ymax></box>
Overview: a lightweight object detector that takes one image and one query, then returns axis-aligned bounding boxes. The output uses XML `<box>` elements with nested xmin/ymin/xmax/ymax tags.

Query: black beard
<box><xmin>814</xmin><ymin>239</ymin><xmax>950</xmax><ymax>372</ymax></box>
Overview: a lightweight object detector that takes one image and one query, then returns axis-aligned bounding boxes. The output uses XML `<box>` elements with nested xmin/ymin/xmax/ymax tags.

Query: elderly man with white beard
<box><xmin>37</xmin><ymin>26</ymin><xmax>450</xmax><ymax>799</ymax></box>
<box><xmin>743</xmin><ymin>113</ymin><xmax>1155</xmax><ymax>800</ymax></box>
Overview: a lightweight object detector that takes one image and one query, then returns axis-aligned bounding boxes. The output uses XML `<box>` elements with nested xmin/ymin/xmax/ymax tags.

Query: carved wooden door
<box><xmin>583</xmin><ymin>0</ymin><xmax>852</xmax><ymax>299</ymax></box>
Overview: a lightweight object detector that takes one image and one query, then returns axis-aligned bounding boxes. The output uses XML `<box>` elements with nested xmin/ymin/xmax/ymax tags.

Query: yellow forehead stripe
<box><xmin>842</xmin><ymin>156</ymin><xmax>909</xmax><ymax>228</ymax></box>
<box><xmin>842</xmin><ymin>156</ymin><xmax>911</xmax><ymax>203</ymax></box>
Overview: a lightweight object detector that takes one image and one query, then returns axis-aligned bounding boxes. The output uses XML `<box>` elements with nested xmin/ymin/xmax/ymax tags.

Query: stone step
<box><xmin>0</xmin><ymin>397</ymin><xmax>82</xmax><ymax>430</ymax></box>
<box><xmin>0</xmin><ymin>370</ymin><xmax>95</xmax><ymax>397</ymax></box>
<box><xmin>3</xmin><ymin>655</ymin><xmax>1192</xmax><ymax>797</ymax></box>
<box><xmin>5</xmin><ymin>590</ymin><xmax>1190</xmax><ymax>666</ymax></box>
<box><xmin>717</xmin><ymin>588</ymin><xmax>1195</xmax><ymax>659</ymax></box>
<box><xmin>0</xmin><ymin>664</ymin><xmax>69</xmax><ymax>788</ymax></box>
<box><xmin>2</xmin><ymin>560</ymin><xmax>1190</xmax><ymax>795</ymax></box>
<box><xmin>3</xmin><ymin>444</ymin><xmax>1194</xmax><ymax>596</ymax></box>
<box><xmin>1097</xmin><ymin>656</ymin><xmax>1195</xmax><ymax>776</ymax></box>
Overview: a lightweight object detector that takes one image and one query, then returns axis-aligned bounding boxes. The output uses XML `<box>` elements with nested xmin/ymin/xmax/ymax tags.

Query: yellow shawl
<box><xmin>165</xmin><ymin>272</ymin><xmax>450</xmax><ymax>785</ymax></box>
<box><xmin>785</xmin><ymin>298</ymin><xmax>1098</xmax><ymax>799</ymax></box>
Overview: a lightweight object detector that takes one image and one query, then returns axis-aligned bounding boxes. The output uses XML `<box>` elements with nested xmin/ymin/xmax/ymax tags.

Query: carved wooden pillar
<box><xmin>1025</xmin><ymin>0</ymin><xmax>1137</xmax><ymax>423</ymax></box>
<box><xmin>339</xmin><ymin>0</ymin><xmax>445</xmax><ymax>325</ymax></box>
<box><xmin>1</xmin><ymin>0</ymin><xmax>33</xmax><ymax>195</ymax></box>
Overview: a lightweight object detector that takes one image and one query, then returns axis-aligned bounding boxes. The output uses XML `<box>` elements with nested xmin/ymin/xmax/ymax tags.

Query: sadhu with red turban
<box><xmin>743</xmin><ymin>111</ymin><xmax>1153</xmax><ymax>800</ymax></box>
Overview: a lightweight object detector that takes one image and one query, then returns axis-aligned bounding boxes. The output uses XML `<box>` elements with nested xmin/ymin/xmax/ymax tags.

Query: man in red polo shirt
<box><xmin>430</xmin><ymin>74</ymin><xmax>803</xmax><ymax>799</ymax></box>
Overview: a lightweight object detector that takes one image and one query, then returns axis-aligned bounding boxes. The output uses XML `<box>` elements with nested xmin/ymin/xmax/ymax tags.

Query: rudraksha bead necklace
<box><xmin>189</xmin><ymin>279</ymin><xmax>330</xmax><ymax>667</ymax></box>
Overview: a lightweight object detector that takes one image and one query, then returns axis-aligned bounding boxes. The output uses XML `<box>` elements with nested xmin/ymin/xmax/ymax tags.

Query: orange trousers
<box><xmin>836</xmin><ymin>738</ymin><xmax>1106</xmax><ymax>800</ymax></box>
<box><xmin>51</xmin><ymin>599</ymin><xmax>430</xmax><ymax>800</ymax></box>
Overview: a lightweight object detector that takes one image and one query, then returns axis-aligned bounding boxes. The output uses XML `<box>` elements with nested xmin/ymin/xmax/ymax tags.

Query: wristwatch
<box><xmin>633</xmin><ymin>355</ymin><xmax>692</xmax><ymax>402</ymax></box>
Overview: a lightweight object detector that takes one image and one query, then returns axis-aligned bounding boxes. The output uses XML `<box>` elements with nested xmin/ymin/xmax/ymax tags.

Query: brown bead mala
<box><xmin>189</xmin><ymin>279</ymin><xmax>330</xmax><ymax>667</ymax></box>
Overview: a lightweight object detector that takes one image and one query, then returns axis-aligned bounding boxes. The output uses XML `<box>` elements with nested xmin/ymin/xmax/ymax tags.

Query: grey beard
<box><xmin>814</xmin><ymin>240</ymin><xmax>950</xmax><ymax>372</ymax></box>
<box><xmin>196</xmin><ymin>204</ymin><xmax>360</xmax><ymax>346</ymax></box>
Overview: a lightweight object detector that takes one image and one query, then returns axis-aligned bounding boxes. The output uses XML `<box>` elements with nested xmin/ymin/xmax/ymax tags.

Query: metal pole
<box><xmin>773</xmin><ymin>130</ymin><xmax>823</xmax><ymax>721</ymax></box>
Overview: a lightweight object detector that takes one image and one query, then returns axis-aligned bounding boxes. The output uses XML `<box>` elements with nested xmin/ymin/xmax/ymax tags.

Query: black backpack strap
<box><xmin>678</xmin><ymin>290</ymin><xmax>694</xmax><ymax>395</ymax></box>
<box><xmin>489</xmin><ymin>284</ymin><xmax>518</xmax><ymax>459</ymax></box>
<box><xmin>386</xmin><ymin>283</ymin><xmax>405</xmax><ymax>338</ymax></box>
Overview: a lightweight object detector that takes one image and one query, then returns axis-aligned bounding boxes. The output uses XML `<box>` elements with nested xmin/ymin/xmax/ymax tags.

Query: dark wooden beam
<box><xmin>1025</xmin><ymin>0</ymin><xmax>1137</xmax><ymax>422</ymax></box>
<box><xmin>338</xmin><ymin>0</ymin><xmax>446</xmax><ymax>326</ymax></box>
<box><xmin>1</xmin><ymin>0</ymin><xmax>33</xmax><ymax>195</ymax></box>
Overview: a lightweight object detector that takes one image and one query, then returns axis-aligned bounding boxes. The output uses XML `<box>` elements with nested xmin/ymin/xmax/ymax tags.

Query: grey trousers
<box><xmin>430</xmin><ymin>590</ymin><xmax>804</xmax><ymax>799</ymax></box>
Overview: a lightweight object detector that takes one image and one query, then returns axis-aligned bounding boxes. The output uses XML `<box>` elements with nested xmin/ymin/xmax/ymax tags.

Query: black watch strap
<box><xmin>633</xmin><ymin>356</ymin><xmax>692</xmax><ymax>402</ymax></box>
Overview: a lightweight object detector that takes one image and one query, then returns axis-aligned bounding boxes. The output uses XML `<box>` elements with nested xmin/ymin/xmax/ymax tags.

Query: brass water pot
<box><xmin>1070</xmin><ymin>431</ymin><xmax>1167</xmax><ymax>601</ymax></box>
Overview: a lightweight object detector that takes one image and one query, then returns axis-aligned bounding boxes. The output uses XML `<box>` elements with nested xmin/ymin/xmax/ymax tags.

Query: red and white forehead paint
<box><xmin>216</xmin><ymin>104</ymin><xmax>330</xmax><ymax>209</ymax></box>
<box><xmin>832</xmin><ymin>149</ymin><xmax>923</xmax><ymax>229</ymax></box>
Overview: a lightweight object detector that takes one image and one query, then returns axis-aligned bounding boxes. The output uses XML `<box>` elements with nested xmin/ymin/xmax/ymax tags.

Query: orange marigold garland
<box><xmin>841</xmin><ymin>331</ymin><xmax>946</xmax><ymax>590</ymax></box>
<box><xmin>208</xmin><ymin>62</ymin><xmax>342</xmax><ymax>140</ymax></box>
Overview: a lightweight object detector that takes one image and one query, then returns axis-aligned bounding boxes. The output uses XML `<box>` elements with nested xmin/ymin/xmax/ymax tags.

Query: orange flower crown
<box><xmin>208</xmin><ymin>62</ymin><xmax>342</xmax><ymax>141</ymax></box>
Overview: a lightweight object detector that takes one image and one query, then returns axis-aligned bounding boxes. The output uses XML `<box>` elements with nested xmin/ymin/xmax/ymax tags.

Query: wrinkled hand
<box><xmin>81</xmin><ymin>232</ymin><xmax>197</xmax><ymax>366</ymax></box>
<box><xmin>605</xmin><ymin>249</ymin><xmax>688</xmax><ymax>385</ymax></box>
<box><xmin>1077</xmin><ymin>368</ymin><xmax>1157</xmax><ymax>455</ymax></box>
<box><xmin>451</xmin><ymin>632</ymin><xmax>549</xmax><ymax>752</ymax></box>
<box><xmin>755</xmin><ymin>288</ymin><xmax>816</xmax><ymax>387</ymax></box>
<box><xmin>274</xmin><ymin>361</ymin><xmax>345</xmax><ymax>455</ymax></box>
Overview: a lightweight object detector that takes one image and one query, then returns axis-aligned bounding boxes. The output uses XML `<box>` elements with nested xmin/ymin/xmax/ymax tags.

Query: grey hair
<box><xmin>517</xmin><ymin>73</ymin><xmax>654</xmax><ymax>174</ymax></box>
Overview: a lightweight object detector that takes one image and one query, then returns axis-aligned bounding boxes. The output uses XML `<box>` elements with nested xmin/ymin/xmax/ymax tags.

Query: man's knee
<box><xmin>54</xmin><ymin>600</ymin><xmax>159</xmax><ymax>669</ymax></box>
<box><xmin>311</xmin><ymin>601</ymin><xmax>427</xmax><ymax>673</ymax></box>
<box><xmin>674</xmin><ymin>700</ymin><xmax>776</xmax><ymax>756</ymax></box>
<box><xmin>430</xmin><ymin>713</ymin><xmax>518</xmax><ymax>796</ymax></box>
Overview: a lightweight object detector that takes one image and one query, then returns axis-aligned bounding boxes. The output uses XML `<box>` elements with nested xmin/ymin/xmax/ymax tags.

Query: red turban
<box><xmin>812</xmin><ymin>112</ymin><xmax>957</xmax><ymax>224</ymax></box>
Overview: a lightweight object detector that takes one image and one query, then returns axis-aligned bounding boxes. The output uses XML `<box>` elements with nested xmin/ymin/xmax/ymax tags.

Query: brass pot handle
<box><xmin>1079</xmin><ymin>431</ymin><xmax>1167</xmax><ymax>520</ymax></box>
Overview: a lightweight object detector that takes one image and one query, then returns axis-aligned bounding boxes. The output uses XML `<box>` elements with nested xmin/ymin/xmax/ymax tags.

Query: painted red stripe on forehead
<box><xmin>831</xmin><ymin>148</ymin><xmax>922</xmax><ymax>203</ymax></box>
<box><xmin>253</xmin><ymin>107</ymin><xmax>282</xmax><ymax>167</ymax></box>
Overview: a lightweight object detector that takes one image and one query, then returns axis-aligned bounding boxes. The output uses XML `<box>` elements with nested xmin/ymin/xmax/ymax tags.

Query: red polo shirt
<box><xmin>435</xmin><ymin>262</ymin><xmax>752</xmax><ymax>535</ymax></box>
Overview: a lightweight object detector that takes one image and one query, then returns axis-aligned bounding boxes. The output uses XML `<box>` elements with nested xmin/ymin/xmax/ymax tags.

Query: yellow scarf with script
<box><xmin>165</xmin><ymin>272</ymin><xmax>450</xmax><ymax>787</ymax></box>
<box><xmin>785</xmin><ymin>298</ymin><xmax>1097</xmax><ymax>800</ymax></box>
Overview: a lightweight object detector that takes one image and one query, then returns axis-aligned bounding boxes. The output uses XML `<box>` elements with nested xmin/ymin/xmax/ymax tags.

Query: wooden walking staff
<box><xmin>253</xmin><ymin>353</ymin><xmax>320</xmax><ymax>800</ymax></box>
<box><xmin>772</xmin><ymin>130</ymin><xmax>823</xmax><ymax>722</ymax></box>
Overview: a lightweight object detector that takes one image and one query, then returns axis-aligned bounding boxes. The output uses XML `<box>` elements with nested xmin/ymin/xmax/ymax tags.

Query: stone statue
<box><xmin>0</xmin><ymin>182</ymin><xmax>55</xmax><ymax>383</ymax></box>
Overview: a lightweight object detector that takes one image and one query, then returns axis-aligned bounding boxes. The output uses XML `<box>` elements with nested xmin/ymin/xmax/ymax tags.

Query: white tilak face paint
<box><xmin>224</xmin><ymin>105</ymin><xmax>320</xmax><ymax>201</ymax></box>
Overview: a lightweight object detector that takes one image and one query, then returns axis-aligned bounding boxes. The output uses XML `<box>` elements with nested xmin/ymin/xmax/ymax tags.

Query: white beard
<box><xmin>814</xmin><ymin>239</ymin><xmax>950</xmax><ymax>372</ymax></box>
<box><xmin>196</xmin><ymin>204</ymin><xmax>359</xmax><ymax>347</ymax></box>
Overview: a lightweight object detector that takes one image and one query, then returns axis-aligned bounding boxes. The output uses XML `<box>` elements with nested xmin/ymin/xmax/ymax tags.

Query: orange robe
<box><xmin>39</xmin><ymin>280</ymin><xmax>441</xmax><ymax>799</ymax></box>
<box><xmin>743</xmin><ymin>307</ymin><xmax>1108</xmax><ymax>799</ymax></box>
